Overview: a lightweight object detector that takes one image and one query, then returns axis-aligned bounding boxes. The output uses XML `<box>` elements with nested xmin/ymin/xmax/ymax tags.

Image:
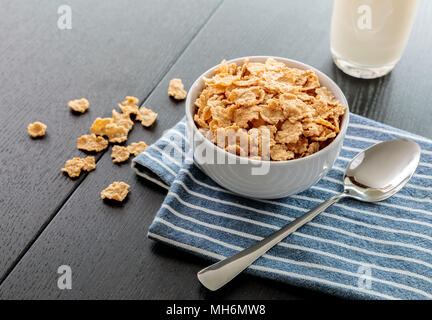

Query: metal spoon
<box><xmin>197</xmin><ymin>138</ymin><xmax>421</xmax><ymax>291</ymax></box>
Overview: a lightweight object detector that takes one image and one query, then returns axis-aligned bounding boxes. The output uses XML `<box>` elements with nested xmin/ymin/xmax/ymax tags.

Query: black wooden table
<box><xmin>0</xmin><ymin>0</ymin><xmax>431</xmax><ymax>299</ymax></box>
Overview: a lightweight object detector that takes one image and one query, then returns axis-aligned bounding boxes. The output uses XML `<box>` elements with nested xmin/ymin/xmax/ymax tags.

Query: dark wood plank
<box><xmin>0</xmin><ymin>0</ymin><xmax>222</xmax><ymax>281</ymax></box>
<box><xmin>1</xmin><ymin>0</ymin><xmax>431</xmax><ymax>299</ymax></box>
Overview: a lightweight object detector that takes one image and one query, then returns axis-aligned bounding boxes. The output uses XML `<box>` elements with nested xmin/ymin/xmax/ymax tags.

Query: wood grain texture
<box><xmin>0</xmin><ymin>0</ymin><xmax>222</xmax><ymax>281</ymax></box>
<box><xmin>1</xmin><ymin>0</ymin><xmax>431</xmax><ymax>299</ymax></box>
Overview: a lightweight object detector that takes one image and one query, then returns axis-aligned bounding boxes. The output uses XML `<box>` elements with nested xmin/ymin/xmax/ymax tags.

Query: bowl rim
<box><xmin>185</xmin><ymin>55</ymin><xmax>350</xmax><ymax>166</ymax></box>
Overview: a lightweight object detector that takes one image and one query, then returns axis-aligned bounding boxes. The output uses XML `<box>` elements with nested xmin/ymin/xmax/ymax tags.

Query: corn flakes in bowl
<box><xmin>185</xmin><ymin>56</ymin><xmax>349</xmax><ymax>199</ymax></box>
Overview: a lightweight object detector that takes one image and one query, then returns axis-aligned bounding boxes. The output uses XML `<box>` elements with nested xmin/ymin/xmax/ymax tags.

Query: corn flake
<box><xmin>68</xmin><ymin>98</ymin><xmax>89</xmax><ymax>113</ymax></box>
<box><xmin>119</xmin><ymin>96</ymin><xmax>139</xmax><ymax>116</ymax></box>
<box><xmin>101</xmin><ymin>181</ymin><xmax>130</xmax><ymax>202</ymax></box>
<box><xmin>233</xmin><ymin>105</ymin><xmax>260</xmax><ymax>128</ymax></box>
<box><xmin>260</xmin><ymin>100</ymin><xmax>284</xmax><ymax>124</ymax></box>
<box><xmin>286</xmin><ymin>136</ymin><xmax>309</xmax><ymax>154</ymax></box>
<box><xmin>90</xmin><ymin>117</ymin><xmax>112</xmax><ymax>136</ymax></box>
<box><xmin>270</xmin><ymin>144</ymin><xmax>294</xmax><ymax>161</ymax></box>
<box><xmin>127</xmin><ymin>141</ymin><xmax>148</xmax><ymax>156</ymax></box>
<box><xmin>118</xmin><ymin>103</ymin><xmax>138</xmax><ymax>116</ymax></box>
<box><xmin>111</xmin><ymin>145</ymin><xmax>130</xmax><ymax>163</ymax></box>
<box><xmin>28</xmin><ymin>121</ymin><xmax>47</xmax><ymax>138</ymax></box>
<box><xmin>77</xmin><ymin>133</ymin><xmax>108</xmax><ymax>152</ymax></box>
<box><xmin>275</xmin><ymin>121</ymin><xmax>303</xmax><ymax>144</ymax></box>
<box><xmin>168</xmin><ymin>78</ymin><xmax>187</xmax><ymax>100</ymax></box>
<box><xmin>304</xmin><ymin>142</ymin><xmax>320</xmax><ymax>156</ymax></box>
<box><xmin>61</xmin><ymin>157</ymin><xmax>84</xmax><ymax>178</ymax></box>
<box><xmin>122</xmin><ymin>96</ymin><xmax>139</xmax><ymax>106</ymax></box>
<box><xmin>82</xmin><ymin>156</ymin><xmax>96</xmax><ymax>171</ymax></box>
<box><xmin>112</xmin><ymin>110</ymin><xmax>133</xmax><ymax>131</ymax></box>
<box><xmin>61</xmin><ymin>156</ymin><xmax>95</xmax><ymax>178</ymax></box>
<box><xmin>104</xmin><ymin>122</ymin><xmax>129</xmax><ymax>143</ymax></box>
<box><xmin>136</xmin><ymin>106</ymin><xmax>157</xmax><ymax>127</ymax></box>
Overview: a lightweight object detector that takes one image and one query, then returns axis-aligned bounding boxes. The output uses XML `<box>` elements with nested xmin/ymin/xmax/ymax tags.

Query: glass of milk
<box><xmin>331</xmin><ymin>0</ymin><xmax>419</xmax><ymax>79</ymax></box>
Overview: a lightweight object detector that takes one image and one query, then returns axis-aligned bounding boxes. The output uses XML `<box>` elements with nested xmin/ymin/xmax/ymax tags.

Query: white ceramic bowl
<box><xmin>185</xmin><ymin>56</ymin><xmax>349</xmax><ymax>199</ymax></box>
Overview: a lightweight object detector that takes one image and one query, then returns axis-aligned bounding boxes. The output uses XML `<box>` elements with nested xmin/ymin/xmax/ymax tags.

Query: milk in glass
<box><xmin>331</xmin><ymin>0</ymin><xmax>419</xmax><ymax>78</ymax></box>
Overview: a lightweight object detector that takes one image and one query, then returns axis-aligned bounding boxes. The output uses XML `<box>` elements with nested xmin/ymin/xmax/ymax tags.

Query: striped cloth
<box><xmin>132</xmin><ymin>114</ymin><xmax>432</xmax><ymax>300</ymax></box>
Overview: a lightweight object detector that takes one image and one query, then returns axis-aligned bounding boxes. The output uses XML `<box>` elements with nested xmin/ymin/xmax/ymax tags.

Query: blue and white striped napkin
<box><xmin>132</xmin><ymin>114</ymin><xmax>432</xmax><ymax>300</ymax></box>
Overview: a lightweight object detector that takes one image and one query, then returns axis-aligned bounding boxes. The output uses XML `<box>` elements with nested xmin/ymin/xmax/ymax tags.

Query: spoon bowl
<box><xmin>197</xmin><ymin>138</ymin><xmax>421</xmax><ymax>291</ymax></box>
<box><xmin>344</xmin><ymin>138</ymin><xmax>421</xmax><ymax>202</ymax></box>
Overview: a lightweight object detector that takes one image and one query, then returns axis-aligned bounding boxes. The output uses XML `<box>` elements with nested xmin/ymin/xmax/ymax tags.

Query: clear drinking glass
<box><xmin>330</xmin><ymin>0</ymin><xmax>419</xmax><ymax>79</ymax></box>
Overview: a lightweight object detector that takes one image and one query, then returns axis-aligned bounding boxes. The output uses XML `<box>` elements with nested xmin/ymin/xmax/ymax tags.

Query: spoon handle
<box><xmin>197</xmin><ymin>193</ymin><xmax>346</xmax><ymax>291</ymax></box>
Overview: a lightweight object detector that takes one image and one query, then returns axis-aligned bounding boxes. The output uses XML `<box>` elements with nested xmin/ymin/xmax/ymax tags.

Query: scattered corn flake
<box><xmin>77</xmin><ymin>133</ymin><xmax>108</xmax><ymax>152</ymax></box>
<box><xmin>61</xmin><ymin>157</ymin><xmax>84</xmax><ymax>178</ymax></box>
<box><xmin>118</xmin><ymin>103</ymin><xmax>138</xmax><ymax>116</ymax></box>
<box><xmin>61</xmin><ymin>156</ymin><xmax>95</xmax><ymax>178</ymax></box>
<box><xmin>104</xmin><ymin>122</ymin><xmax>129</xmax><ymax>143</ymax></box>
<box><xmin>90</xmin><ymin>117</ymin><xmax>112</xmax><ymax>136</ymax></box>
<box><xmin>122</xmin><ymin>96</ymin><xmax>139</xmax><ymax>106</ymax></box>
<box><xmin>119</xmin><ymin>96</ymin><xmax>139</xmax><ymax>116</ymax></box>
<box><xmin>112</xmin><ymin>109</ymin><xmax>133</xmax><ymax>131</ymax></box>
<box><xmin>27</xmin><ymin>121</ymin><xmax>47</xmax><ymax>138</ymax></box>
<box><xmin>101</xmin><ymin>181</ymin><xmax>130</xmax><ymax>202</ymax></box>
<box><xmin>111</xmin><ymin>145</ymin><xmax>130</xmax><ymax>163</ymax></box>
<box><xmin>90</xmin><ymin>110</ymin><xmax>132</xmax><ymax>143</ymax></box>
<box><xmin>127</xmin><ymin>141</ymin><xmax>148</xmax><ymax>156</ymax></box>
<box><xmin>136</xmin><ymin>106</ymin><xmax>157</xmax><ymax>127</ymax></box>
<box><xmin>168</xmin><ymin>78</ymin><xmax>187</xmax><ymax>100</ymax></box>
<box><xmin>82</xmin><ymin>156</ymin><xmax>96</xmax><ymax>171</ymax></box>
<box><xmin>68</xmin><ymin>98</ymin><xmax>89</xmax><ymax>113</ymax></box>
<box><xmin>193</xmin><ymin>58</ymin><xmax>346</xmax><ymax>160</ymax></box>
